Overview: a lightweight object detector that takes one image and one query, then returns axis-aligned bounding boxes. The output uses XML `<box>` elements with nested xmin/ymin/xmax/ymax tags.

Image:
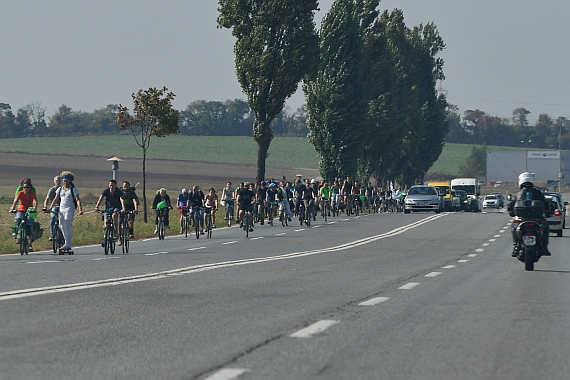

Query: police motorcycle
<box><xmin>509</xmin><ymin>176</ymin><xmax>550</xmax><ymax>271</ymax></box>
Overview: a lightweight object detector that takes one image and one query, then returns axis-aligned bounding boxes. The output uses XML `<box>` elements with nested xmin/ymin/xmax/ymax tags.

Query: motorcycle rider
<box><xmin>507</xmin><ymin>172</ymin><xmax>551</xmax><ymax>257</ymax></box>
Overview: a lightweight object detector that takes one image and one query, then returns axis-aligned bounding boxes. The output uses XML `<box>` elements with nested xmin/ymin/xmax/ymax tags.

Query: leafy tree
<box><xmin>459</xmin><ymin>145</ymin><xmax>486</xmax><ymax>178</ymax></box>
<box><xmin>0</xmin><ymin>103</ymin><xmax>18</xmax><ymax>138</ymax></box>
<box><xmin>304</xmin><ymin>0</ymin><xmax>368</xmax><ymax>182</ymax></box>
<box><xmin>218</xmin><ymin>0</ymin><xmax>319</xmax><ymax>182</ymax></box>
<box><xmin>116</xmin><ymin>87</ymin><xmax>179</xmax><ymax>222</ymax></box>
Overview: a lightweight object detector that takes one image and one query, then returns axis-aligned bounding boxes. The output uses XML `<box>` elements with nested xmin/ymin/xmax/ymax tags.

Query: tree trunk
<box><xmin>256</xmin><ymin>136</ymin><xmax>268</xmax><ymax>183</ymax></box>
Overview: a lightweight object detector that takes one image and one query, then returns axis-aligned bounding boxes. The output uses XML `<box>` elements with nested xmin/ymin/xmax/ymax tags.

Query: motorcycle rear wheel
<box><xmin>524</xmin><ymin>246</ymin><xmax>535</xmax><ymax>271</ymax></box>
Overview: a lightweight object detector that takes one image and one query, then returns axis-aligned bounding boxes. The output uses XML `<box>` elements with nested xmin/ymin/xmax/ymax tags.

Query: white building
<box><xmin>486</xmin><ymin>150</ymin><xmax>569</xmax><ymax>185</ymax></box>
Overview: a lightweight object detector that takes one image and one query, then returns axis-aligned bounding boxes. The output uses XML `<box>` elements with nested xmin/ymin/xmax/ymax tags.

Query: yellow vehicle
<box><xmin>427</xmin><ymin>181</ymin><xmax>452</xmax><ymax>212</ymax></box>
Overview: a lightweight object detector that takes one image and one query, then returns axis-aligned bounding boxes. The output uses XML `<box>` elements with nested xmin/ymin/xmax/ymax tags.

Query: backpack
<box><xmin>58</xmin><ymin>185</ymin><xmax>78</xmax><ymax>209</ymax></box>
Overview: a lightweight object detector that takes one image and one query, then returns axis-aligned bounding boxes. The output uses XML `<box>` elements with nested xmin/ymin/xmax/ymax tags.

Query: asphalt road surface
<box><xmin>1</xmin><ymin>208</ymin><xmax>569</xmax><ymax>380</ymax></box>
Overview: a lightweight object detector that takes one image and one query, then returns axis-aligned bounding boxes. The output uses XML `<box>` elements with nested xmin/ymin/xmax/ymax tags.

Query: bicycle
<box><xmin>98</xmin><ymin>209</ymin><xmax>116</xmax><ymax>255</ymax></box>
<box><xmin>278</xmin><ymin>200</ymin><xmax>289</xmax><ymax>227</ymax></box>
<box><xmin>321</xmin><ymin>198</ymin><xmax>330</xmax><ymax>222</ymax></box>
<box><xmin>243</xmin><ymin>210</ymin><xmax>250</xmax><ymax>237</ymax></box>
<box><xmin>331</xmin><ymin>194</ymin><xmax>340</xmax><ymax>217</ymax></box>
<box><xmin>267</xmin><ymin>202</ymin><xmax>277</xmax><ymax>226</ymax></box>
<box><xmin>192</xmin><ymin>206</ymin><xmax>202</xmax><ymax>239</ymax></box>
<box><xmin>224</xmin><ymin>200</ymin><xmax>234</xmax><ymax>227</ymax></box>
<box><xmin>181</xmin><ymin>206</ymin><xmax>191</xmax><ymax>237</ymax></box>
<box><xmin>119</xmin><ymin>210</ymin><xmax>135</xmax><ymax>254</ymax></box>
<box><xmin>204</xmin><ymin>207</ymin><xmax>213</xmax><ymax>238</ymax></box>
<box><xmin>345</xmin><ymin>195</ymin><xmax>353</xmax><ymax>216</ymax></box>
<box><xmin>156</xmin><ymin>208</ymin><xmax>167</xmax><ymax>241</ymax></box>
<box><xmin>11</xmin><ymin>209</ymin><xmax>32</xmax><ymax>255</ymax></box>
<box><xmin>44</xmin><ymin>208</ymin><xmax>64</xmax><ymax>254</ymax></box>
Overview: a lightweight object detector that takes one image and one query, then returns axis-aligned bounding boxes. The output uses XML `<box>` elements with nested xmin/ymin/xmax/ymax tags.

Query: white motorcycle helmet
<box><xmin>518</xmin><ymin>172</ymin><xmax>534</xmax><ymax>188</ymax></box>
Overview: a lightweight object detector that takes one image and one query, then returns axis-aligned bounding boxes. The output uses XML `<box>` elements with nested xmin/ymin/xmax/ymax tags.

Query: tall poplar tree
<box><xmin>217</xmin><ymin>0</ymin><xmax>319</xmax><ymax>182</ymax></box>
<box><xmin>304</xmin><ymin>0</ymin><xmax>368</xmax><ymax>181</ymax></box>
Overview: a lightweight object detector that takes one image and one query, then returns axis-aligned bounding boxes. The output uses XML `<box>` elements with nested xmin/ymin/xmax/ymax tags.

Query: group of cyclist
<box><xmin>8</xmin><ymin>174</ymin><xmax>405</xmax><ymax>253</ymax></box>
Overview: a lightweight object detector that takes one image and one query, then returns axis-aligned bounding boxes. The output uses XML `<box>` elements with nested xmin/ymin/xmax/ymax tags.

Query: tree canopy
<box><xmin>217</xmin><ymin>0</ymin><xmax>319</xmax><ymax>182</ymax></box>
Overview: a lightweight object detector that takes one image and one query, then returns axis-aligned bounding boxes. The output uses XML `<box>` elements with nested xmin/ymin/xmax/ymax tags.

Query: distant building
<box><xmin>486</xmin><ymin>150</ymin><xmax>569</xmax><ymax>185</ymax></box>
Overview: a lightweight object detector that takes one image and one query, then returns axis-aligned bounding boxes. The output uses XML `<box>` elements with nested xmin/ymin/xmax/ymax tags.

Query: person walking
<box><xmin>49</xmin><ymin>171</ymin><xmax>84</xmax><ymax>251</ymax></box>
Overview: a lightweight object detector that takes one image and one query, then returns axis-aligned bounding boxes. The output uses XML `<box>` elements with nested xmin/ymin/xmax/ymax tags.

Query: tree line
<box><xmin>0</xmin><ymin>100</ymin><xmax>309</xmax><ymax>138</ymax></box>
<box><xmin>445</xmin><ymin>106</ymin><xmax>570</xmax><ymax>150</ymax></box>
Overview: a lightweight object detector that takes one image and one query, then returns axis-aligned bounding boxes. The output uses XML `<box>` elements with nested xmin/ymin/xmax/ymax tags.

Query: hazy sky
<box><xmin>2</xmin><ymin>0</ymin><xmax>569</xmax><ymax>124</ymax></box>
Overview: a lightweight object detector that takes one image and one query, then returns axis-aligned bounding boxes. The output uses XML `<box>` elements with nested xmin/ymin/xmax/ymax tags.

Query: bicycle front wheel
<box><xmin>104</xmin><ymin>228</ymin><xmax>110</xmax><ymax>255</ymax></box>
<box><xmin>19</xmin><ymin>224</ymin><xmax>28</xmax><ymax>255</ymax></box>
<box><xmin>207</xmin><ymin>215</ymin><xmax>212</xmax><ymax>238</ymax></box>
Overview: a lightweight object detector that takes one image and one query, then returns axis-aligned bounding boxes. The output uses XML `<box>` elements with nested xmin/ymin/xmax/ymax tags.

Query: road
<box><xmin>1</xmin><ymin>208</ymin><xmax>569</xmax><ymax>380</ymax></box>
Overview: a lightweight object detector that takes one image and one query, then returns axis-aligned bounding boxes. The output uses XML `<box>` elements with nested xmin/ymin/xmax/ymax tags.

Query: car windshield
<box><xmin>485</xmin><ymin>195</ymin><xmax>496</xmax><ymax>200</ymax></box>
<box><xmin>409</xmin><ymin>187</ymin><xmax>436</xmax><ymax>196</ymax></box>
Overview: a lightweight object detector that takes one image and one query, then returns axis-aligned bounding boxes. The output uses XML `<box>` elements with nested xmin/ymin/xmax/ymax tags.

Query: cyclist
<box><xmin>221</xmin><ymin>182</ymin><xmax>235</xmax><ymax>221</ymax></box>
<box><xmin>189</xmin><ymin>185</ymin><xmax>205</xmax><ymax>235</ymax></box>
<box><xmin>237</xmin><ymin>182</ymin><xmax>255</xmax><ymax>232</ymax></box>
<box><xmin>341</xmin><ymin>176</ymin><xmax>354</xmax><ymax>213</ymax></box>
<box><xmin>152</xmin><ymin>188</ymin><xmax>173</xmax><ymax>234</ymax></box>
<box><xmin>301</xmin><ymin>179</ymin><xmax>315</xmax><ymax>222</ymax></box>
<box><xmin>9</xmin><ymin>180</ymin><xmax>37</xmax><ymax>250</ymax></box>
<box><xmin>277</xmin><ymin>181</ymin><xmax>293</xmax><ymax>221</ymax></box>
<box><xmin>293</xmin><ymin>178</ymin><xmax>306</xmax><ymax>216</ymax></box>
<box><xmin>266</xmin><ymin>182</ymin><xmax>279</xmax><ymax>222</ymax></box>
<box><xmin>49</xmin><ymin>171</ymin><xmax>84</xmax><ymax>251</ymax></box>
<box><xmin>120</xmin><ymin>181</ymin><xmax>139</xmax><ymax>239</ymax></box>
<box><xmin>204</xmin><ymin>188</ymin><xmax>218</xmax><ymax>228</ymax></box>
<box><xmin>95</xmin><ymin>179</ymin><xmax>123</xmax><ymax>239</ymax></box>
<box><xmin>319</xmin><ymin>181</ymin><xmax>332</xmax><ymax>217</ymax></box>
<box><xmin>177</xmin><ymin>188</ymin><xmax>190</xmax><ymax>233</ymax></box>
<box><xmin>43</xmin><ymin>175</ymin><xmax>61</xmax><ymax>240</ymax></box>
<box><xmin>257</xmin><ymin>181</ymin><xmax>268</xmax><ymax>222</ymax></box>
<box><xmin>11</xmin><ymin>178</ymin><xmax>36</xmax><ymax>237</ymax></box>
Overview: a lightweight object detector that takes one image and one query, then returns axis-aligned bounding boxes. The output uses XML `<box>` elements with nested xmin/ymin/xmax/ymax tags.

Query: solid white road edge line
<box><xmin>1</xmin><ymin>214</ymin><xmax>447</xmax><ymax>301</ymax></box>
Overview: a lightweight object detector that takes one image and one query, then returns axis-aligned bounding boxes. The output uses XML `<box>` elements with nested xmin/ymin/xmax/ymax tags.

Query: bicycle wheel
<box><xmin>52</xmin><ymin>225</ymin><xmax>61</xmax><ymax>253</ymax></box>
<box><xmin>109</xmin><ymin>229</ymin><xmax>116</xmax><ymax>254</ymax></box>
<box><xmin>207</xmin><ymin>214</ymin><xmax>212</xmax><ymax>238</ymax></box>
<box><xmin>104</xmin><ymin>227</ymin><xmax>110</xmax><ymax>255</ymax></box>
<box><xmin>184</xmin><ymin>216</ymin><xmax>189</xmax><ymax>238</ymax></box>
<box><xmin>159</xmin><ymin>219</ymin><xmax>165</xmax><ymax>240</ymax></box>
<box><xmin>195</xmin><ymin>212</ymin><xmax>200</xmax><ymax>239</ymax></box>
<box><xmin>122</xmin><ymin>218</ymin><xmax>129</xmax><ymax>254</ymax></box>
<box><xmin>324</xmin><ymin>202</ymin><xmax>328</xmax><ymax>222</ymax></box>
<box><xmin>19</xmin><ymin>224</ymin><xmax>28</xmax><ymax>255</ymax></box>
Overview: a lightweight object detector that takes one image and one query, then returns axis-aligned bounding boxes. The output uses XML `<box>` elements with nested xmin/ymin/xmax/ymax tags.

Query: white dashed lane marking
<box><xmin>204</xmin><ymin>368</ymin><xmax>250</xmax><ymax>380</ymax></box>
<box><xmin>223</xmin><ymin>241</ymin><xmax>238</xmax><ymax>245</ymax></box>
<box><xmin>399</xmin><ymin>282</ymin><xmax>420</xmax><ymax>290</ymax></box>
<box><xmin>425</xmin><ymin>272</ymin><xmax>442</xmax><ymax>277</ymax></box>
<box><xmin>290</xmin><ymin>320</ymin><xmax>339</xmax><ymax>338</ymax></box>
<box><xmin>359</xmin><ymin>297</ymin><xmax>390</xmax><ymax>306</ymax></box>
<box><xmin>443</xmin><ymin>265</ymin><xmax>456</xmax><ymax>269</ymax></box>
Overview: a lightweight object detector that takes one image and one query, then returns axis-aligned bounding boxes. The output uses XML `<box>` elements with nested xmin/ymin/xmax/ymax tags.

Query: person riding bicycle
<box><xmin>95</xmin><ymin>179</ymin><xmax>123</xmax><ymax>239</ymax></box>
<box><xmin>189</xmin><ymin>185</ymin><xmax>205</xmax><ymax>235</ymax></box>
<box><xmin>120</xmin><ymin>181</ymin><xmax>139</xmax><ymax>239</ymax></box>
<box><xmin>300</xmin><ymin>180</ymin><xmax>315</xmax><ymax>222</ymax></box>
<box><xmin>266</xmin><ymin>182</ymin><xmax>279</xmax><ymax>220</ymax></box>
<box><xmin>49</xmin><ymin>171</ymin><xmax>84</xmax><ymax>251</ymax></box>
<box><xmin>177</xmin><ymin>188</ymin><xmax>190</xmax><ymax>233</ymax></box>
<box><xmin>237</xmin><ymin>182</ymin><xmax>255</xmax><ymax>232</ymax></box>
<box><xmin>507</xmin><ymin>172</ymin><xmax>551</xmax><ymax>257</ymax></box>
<box><xmin>43</xmin><ymin>175</ymin><xmax>61</xmax><ymax>241</ymax></box>
<box><xmin>204</xmin><ymin>188</ymin><xmax>218</xmax><ymax>228</ymax></box>
<box><xmin>9</xmin><ymin>180</ymin><xmax>37</xmax><ymax>250</ymax></box>
<box><xmin>221</xmin><ymin>182</ymin><xmax>235</xmax><ymax>221</ymax></box>
<box><xmin>341</xmin><ymin>176</ymin><xmax>354</xmax><ymax>212</ymax></box>
<box><xmin>293</xmin><ymin>178</ymin><xmax>306</xmax><ymax>216</ymax></box>
<box><xmin>277</xmin><ymin>181</ymin><xmax>293</xmax><ymax>221</ymax></box>
<box><xmin>319</xmin><ymin>181</ymin><xmax>332</xmax><ymax>217</ymax></box>
<box><xmin>151</xmin><ymin>188</ymin><xmax>173</xmax><ymax>234</ymax></box>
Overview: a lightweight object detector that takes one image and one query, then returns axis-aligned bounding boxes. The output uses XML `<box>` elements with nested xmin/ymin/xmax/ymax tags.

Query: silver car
<box><xmin>404</xmin><ymin>185</ymin><xmax>442</xmax><ymax>214</ymax></box>
<box><xmin>545</xmin><ymin>195</ymin><xmax>564</xmax><ymax>237</ymax></box>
